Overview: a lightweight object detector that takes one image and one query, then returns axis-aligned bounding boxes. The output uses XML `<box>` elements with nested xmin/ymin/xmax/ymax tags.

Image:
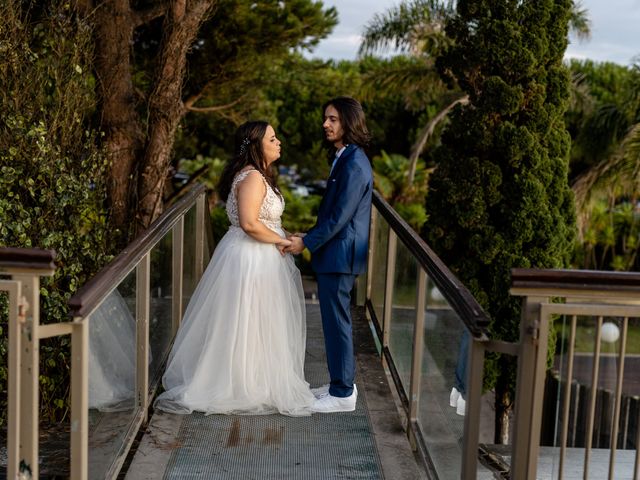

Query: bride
<box><xmin>154</xmin><ymin>121</ymin><xmax>315</xmax><ymax>416</ymax></box>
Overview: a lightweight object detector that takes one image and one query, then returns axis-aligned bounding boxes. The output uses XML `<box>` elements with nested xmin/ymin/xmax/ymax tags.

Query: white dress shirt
<box><xmin>329</xmin><ymin>145</ymin><xmax>347</xmax><ymax>176</ymax></box>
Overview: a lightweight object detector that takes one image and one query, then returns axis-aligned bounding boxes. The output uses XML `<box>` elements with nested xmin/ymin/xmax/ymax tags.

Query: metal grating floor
<box><xmin>151</xmin><ymin>303</ymin><xmax>383</xmax><ymax>479</ymax></box>
<box><xmin>162</xmin><ymin>401</ymin><xmax>382</xmax><ymax>479</ymax></box>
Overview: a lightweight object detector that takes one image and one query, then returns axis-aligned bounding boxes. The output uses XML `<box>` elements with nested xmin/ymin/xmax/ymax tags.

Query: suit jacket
<box><xmin>303</xmin><ymin>144</ymin><xmax>373</xmax><ymax>274</ymax></box>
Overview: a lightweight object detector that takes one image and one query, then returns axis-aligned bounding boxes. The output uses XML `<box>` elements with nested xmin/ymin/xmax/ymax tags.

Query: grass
<box><xmin>553</xmin><ymin>318</ymin><xmax>640</xmax><ymax>355</ymax></box>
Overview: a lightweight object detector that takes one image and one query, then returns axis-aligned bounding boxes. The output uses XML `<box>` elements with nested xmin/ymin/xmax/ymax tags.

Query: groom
<box><xmin>286</xmin><ymin>96</ymin><xmax>373</xmax><ymax>413</ymax></box>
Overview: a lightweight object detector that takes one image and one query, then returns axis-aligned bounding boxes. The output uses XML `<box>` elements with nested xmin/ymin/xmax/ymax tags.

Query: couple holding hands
<box><xmin>155</xmin><ymin>96</ymin><xmax>373</xmax><ymax>416</ymax></box>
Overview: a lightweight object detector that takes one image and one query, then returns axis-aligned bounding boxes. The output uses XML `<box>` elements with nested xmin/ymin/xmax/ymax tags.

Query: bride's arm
<box><xmin>236</xmin><ymin>171</ymin><xmax>291</xmax><ymax>247</ymax></box>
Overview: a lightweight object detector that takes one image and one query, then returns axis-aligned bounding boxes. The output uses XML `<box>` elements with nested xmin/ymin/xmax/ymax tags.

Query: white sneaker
<box><xmin>311</xmin><ymin>384</ymin><xmax>330</xmax><ymax>398</ymax></box>
<box><xmin>311</xmin><ymin>388</ymin><xmax>357</xmax><ymax>413</ymax></box>
<box><xmin>449</xmin><ymin>387</ymin><xmax>460</xmax><ymax>408</ymax></box>
<box><xmin>456</xmin><ymin>395</ymin><xmax>466</xmax><ymax>416</ymax></box>
<box><xmin>311</xmin><ymin>383</ymin><xmax>357</xmax><ymax>399</ymax></box>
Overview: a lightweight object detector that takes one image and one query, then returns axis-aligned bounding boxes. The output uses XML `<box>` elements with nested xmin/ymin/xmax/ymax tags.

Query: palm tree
<box><xmin>360</xmin><ymin>0</ymin><xmax>592</xmax><ymax>186</ymax></box>
<box><xmin>571</xmin><ymin>60</ymin><xmax>640</xmax><ymax>241</ymax></box>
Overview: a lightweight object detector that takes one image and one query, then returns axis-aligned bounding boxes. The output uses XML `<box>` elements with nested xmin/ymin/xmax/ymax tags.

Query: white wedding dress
<box><xmin>154</xmin><ymin>169</ymin><xmax>315</xmax><ymax>416</ymax></box>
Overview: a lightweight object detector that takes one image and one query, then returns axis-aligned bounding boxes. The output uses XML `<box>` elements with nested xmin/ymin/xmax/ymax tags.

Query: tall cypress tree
<box><xmin>424</xmin><ymin>0</ymin><xmax>576</xmax><ymax>442</ymax></box>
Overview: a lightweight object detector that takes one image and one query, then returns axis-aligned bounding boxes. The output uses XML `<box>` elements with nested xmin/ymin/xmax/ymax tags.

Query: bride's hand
<box><xmin>276</xmin><ymin>238</ymin><xmax>292</xmax><ymax>256</ymax></box>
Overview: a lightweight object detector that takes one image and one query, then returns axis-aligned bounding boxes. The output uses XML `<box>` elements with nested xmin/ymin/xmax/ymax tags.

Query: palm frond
<box><xmin>358</xmin><ymin>0</ymin><xmax>453</xmax><ymax>57</ymax></box>
<box><xmin>577</xmin><ymin>103</ymin><xmax>630</xmax><ymax>162</ymax></box>
<box><xmin>573</xmin><ymin>123</ymin><xmax>640</xmax><ymax>236</ymax></box>
<box><xmin>567</xmin><ymin>70</ymin><xmax>594</xmax><ymax>114</ymax></box>
<box><xmin>569</xmin><ymin>1</ymin><xmax>591</xmax><ymax>42</ymax></box>
<box><xmin>359</xmin><ymin>57</ymin><xmax>443</xmax><ymax>107</ymax></box>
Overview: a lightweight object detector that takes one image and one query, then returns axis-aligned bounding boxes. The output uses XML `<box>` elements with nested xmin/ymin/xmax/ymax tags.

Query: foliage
<box><xmin>280</xmin><ymin>188</ymin><xmax>322</xmax><ymax>235</ymax></box>
<box><xmin>566</xmin><ymin>60</ymin><xmax>640</xmax><ymax>177</ymax></box>
<box><xmin>567</xmin><ymin>60</ymin><xmax>640</xmax><ymax>243</ymax></box>
<box><xmin>175</xmin><ymin>55</ymin><xmax>424</xmax><ymax>182</ymax></box>
<box><xmin>573</xmin><ymin>199</ymin><xmax>640</xmax><ymax>271</ymax></box>
<box><xmin>165</xmin><ymin>2</ymin><xmax>338</xmax><ymax>169</ymax></box>
<box><xmin>372</xmin><ymin>151</ymin><xmax>430</xmax><ymax>230</ymax></box>
<box><xmin>424</xmin><ymin>0</ymin><xmax>576</xmax><ymax>442</ymax></box>
<box><xmin>0</xmin><ymin>2</ymin><xmax>112</xmax><ymax>424</ymax></box>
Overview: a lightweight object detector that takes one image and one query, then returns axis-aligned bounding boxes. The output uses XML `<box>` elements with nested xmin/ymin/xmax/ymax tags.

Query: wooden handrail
<box><xmin>372</xmin><ymin>191</ymin><xmax>490</xmax><ymax>337</ymax></box>
<box><xmin>68</xmin><ymin>184</ymin><xmax>207</xmax><ymax>318</ymax></box>
<box><xmin>0</xmin><ymin>247</ymin><xmax>56</xmax><ymax>272</ymax></box>
<box><xmin>511</xmin><ymin>268</ymin><xmax>640</xmax><ymax>292</ymax></box>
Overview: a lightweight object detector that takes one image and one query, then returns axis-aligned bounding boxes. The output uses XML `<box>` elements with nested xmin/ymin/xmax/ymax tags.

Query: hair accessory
<box><xmin>239</xmin><ymin>137</ymin><xmax>251</xmax><ymax>155</ymax></box>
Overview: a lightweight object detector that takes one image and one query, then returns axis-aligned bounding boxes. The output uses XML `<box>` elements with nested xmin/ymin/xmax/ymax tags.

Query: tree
<box><xmin>424</xmin><ymin>0</ymin><xmax>576</xmax><ymax>443</ymax></box>
<box><xmin>81</xmin><ymin>0</ymin><xmax>336</xmax><ymax>233</ymax></box>
<box><xmin>359</xmin><ymin>0</ymin><xmax>590</xmax><ymax>187</ymax></box>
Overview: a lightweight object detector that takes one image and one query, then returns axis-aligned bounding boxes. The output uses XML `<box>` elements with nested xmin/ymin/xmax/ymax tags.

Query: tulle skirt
<box><xmin>154</xmin><ymin>226</ymin><xmax>315</xmax><ymax>416</ymax></box>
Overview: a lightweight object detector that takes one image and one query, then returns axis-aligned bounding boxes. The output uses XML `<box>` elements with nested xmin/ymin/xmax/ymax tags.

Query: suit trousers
<box><xmin>316</xmin><ymin>273</ymin><xmax>357</xmax><ymax>398</ymax></box>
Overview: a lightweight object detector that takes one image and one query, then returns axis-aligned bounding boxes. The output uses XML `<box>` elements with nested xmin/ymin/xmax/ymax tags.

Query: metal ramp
<box><xmin>124</xmin><ymin>303</ymin><xmax>425</xmax><ymax>479</ymax></box>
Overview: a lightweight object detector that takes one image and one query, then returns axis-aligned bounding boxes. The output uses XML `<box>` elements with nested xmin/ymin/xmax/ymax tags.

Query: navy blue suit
<box><xmin>303</xmin><ymin>144</ymin><xmax>373</xmax><ymax>397</ymax></box>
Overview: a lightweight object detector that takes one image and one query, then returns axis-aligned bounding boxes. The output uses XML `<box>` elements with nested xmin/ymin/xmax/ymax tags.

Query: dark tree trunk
<box><xmin>136</xmin><ymin>1</ymin><xmax>213</xmax><ymax>230</ymax></box>
<box><xmin>494</xmin><ymin>360</ymin><xmax>513</xmax><ymax>444</ymax></box>
<box><xmin>90</xmin><ymin>0</ymin><xmax>215</xmax><ymax>233</ymax></box>
<box><xmin>93</xmin><ymin>0</ymin><xmax>144</xmax><ymax>230</ymax></box>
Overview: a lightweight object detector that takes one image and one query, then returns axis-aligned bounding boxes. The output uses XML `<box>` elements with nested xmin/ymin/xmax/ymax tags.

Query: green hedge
<box><xmin>0</xmin><ymin>2</ymin><xmax>113</xmax><ymax>425</ymax></box>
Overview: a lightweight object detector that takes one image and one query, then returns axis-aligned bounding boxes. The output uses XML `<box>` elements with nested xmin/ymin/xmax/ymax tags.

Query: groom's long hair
<box><xmin>323</xmin><ymin>96</ymin><xmax>371</xmax><ymax>163</ymax></box>
<box><xmin>218</xmin><ymin>120</ymin><xmax>281</xmax><ymax>202</ymax></box>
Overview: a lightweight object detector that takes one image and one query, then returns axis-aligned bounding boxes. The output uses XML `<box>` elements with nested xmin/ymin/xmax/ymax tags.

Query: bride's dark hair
<box><xmin>218</xmin><ymin>120</ymin><xmax>281</xmax><ymax>202</ymax></box>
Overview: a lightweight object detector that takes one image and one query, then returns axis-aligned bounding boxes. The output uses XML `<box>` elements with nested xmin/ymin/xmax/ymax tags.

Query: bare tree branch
<box><xmin>186</xmin><ymin>96</ymin><xmax>246</xmax><ymax>113</ymax></box>
<box><xmin>407</xmin><ymin>95</ymin><xmax>469</xmax><ymax>185</ymax></box>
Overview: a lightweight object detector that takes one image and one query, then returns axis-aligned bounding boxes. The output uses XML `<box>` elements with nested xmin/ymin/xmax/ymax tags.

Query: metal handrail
<box><xmin>2</xmin><ymin>184</ymin><xmax>212</xmax><ymax>480</ymax></box>
<box><xmin>0</xmin><ymin>247</ymin><xmax>56</xmax><ymax>271</ymax></box>
<box><xmin>69</xmin><ymin>183</ymin><xmax>207</xmax><ymax>318</ymax></box>
<box><xmin>372</xmin><ymin>191</ymin><xmax>490</xmax><ymax>336</ymax></box>
<box><xmin>512</xmin><ymin>267</ymin><xmax>640</xmax><ymax>293</ymax></box>
<box><xmin>365</xmin><ymin>191</ymin><xmax>491</xmax><ymax>479</ymax></box>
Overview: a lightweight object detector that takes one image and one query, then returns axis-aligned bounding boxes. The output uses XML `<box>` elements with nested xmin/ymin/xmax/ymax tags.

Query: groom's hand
<box><xmin>284</xmin><ymin>235</ymin><xmax>305</xmax><ymax>255</ymax></box>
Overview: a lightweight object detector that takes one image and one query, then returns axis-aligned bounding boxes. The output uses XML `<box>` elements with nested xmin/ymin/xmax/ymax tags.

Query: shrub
<box><xmin>0</xmin><ymin>2</ymin><xmax>112</xmax><ymax>425</ymax></box>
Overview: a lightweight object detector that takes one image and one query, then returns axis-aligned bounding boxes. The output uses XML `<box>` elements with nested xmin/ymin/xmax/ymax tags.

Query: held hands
<box><xmin>275</xmin><ymin>238</ymin><xmax>292</xmax><ymax>256</ymax></box>
<box><xmin>283</xmin><ymin>233</ymin><xmax>306</xmax><ymax>255</ymax></box>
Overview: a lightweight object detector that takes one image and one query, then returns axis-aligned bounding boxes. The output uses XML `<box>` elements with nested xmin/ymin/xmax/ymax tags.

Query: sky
<box><xmin>308</xmin><ymin>0</ymin><xmax>640</xmax><ymax>66</ymax></box>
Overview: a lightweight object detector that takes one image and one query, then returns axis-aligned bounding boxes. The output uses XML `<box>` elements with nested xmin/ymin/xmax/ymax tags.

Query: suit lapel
<box><xmin>329</xmin><ymin>144</ymin><xmax>357</xmax><ymax>180</ymax></box>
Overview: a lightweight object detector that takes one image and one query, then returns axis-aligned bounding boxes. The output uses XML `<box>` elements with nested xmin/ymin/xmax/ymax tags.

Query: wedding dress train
<box><xmin>154</xmin><ymin>170</ymin><xmax>315</xmax><ymax>416</ymax></box>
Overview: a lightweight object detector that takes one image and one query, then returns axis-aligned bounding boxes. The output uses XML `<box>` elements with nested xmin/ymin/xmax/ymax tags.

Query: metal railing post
<box><xmin>136</xmin><ymin>254</ymin><xmax>151</xmax><ymax>423</ymax></box>
<box><xmin>511</xmin><ymin>295</ymin><xmax>549</xmax><ymax>479</ymax></box>
<box><xmin>382</xmin><ymin>230</ymin><xmax>397</xmax><ymax>351</ymax></box>
<box><xmin>365</xmin><ymin>209</ymin><xmax>377</xmax><ymax>302</ymax></box>
<box><xmin>195</xmin><ymin>194</ymin><xmax>206</xmax><ymax>279</ymax></box>
<box><xmin>15</xmin><ymin>273</ymin><xmax>40</xmax><ymax>479</ymax></box>
<box><xmin>70</xmin><ymin>318</ymin><xmax>88</xmax><ymax>480</ymax></box>
<box><xmin>2</xmin><ymin>279</ymin><xmax>22</xmax><ymax>480</ymax></box>
<box><xmin>462</xmin><ymin>336</ymin><xmax>486</xmax><ymax>480</ymax></box>
<box><xmin>172</xmin><ymin>217</ymin><xmax>184</xmax><ymax>333</ymax></box>
<box><xmin>408</xmin><ymin>269</ymin><xmax>427</xmax><ymax>423</ymax></box>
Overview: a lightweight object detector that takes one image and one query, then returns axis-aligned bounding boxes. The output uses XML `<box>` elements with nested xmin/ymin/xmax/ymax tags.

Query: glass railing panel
<box><xmin>148</xmin><ymin>229</ymin><xmax>173</xmax><ymax>387</ymax></box>
<box><xmin>87</xmin><ymin>267</ymin><xmax>139</xmax><ymax>480</ymax></box>
<box><xmin>388</xmin><ymin>239</ymin><xmax>418</xmax><ymax>397</ymax></box>
<box><xmin>417</xmin><ymin>279</ymin><xmax>469</xmax><ymax>480</ymax></box>
<box><xmin>38</xmin><ymin>333</ymin><xmax>71</xmax><ymax>477</ymax></box>
<box><xmin>182</xmin><ymin>204</ymin><xmax>198</xmax><ymax>314</ymax></box>
<box><xmin>369</xmin><ymin>210</ymin><xmax>389</xmax><ymax>329</ymax></box>
<box><xmin>540</xmin><ymin>313</ymin><xmax>640</xmax><ymax>478</ymax></box>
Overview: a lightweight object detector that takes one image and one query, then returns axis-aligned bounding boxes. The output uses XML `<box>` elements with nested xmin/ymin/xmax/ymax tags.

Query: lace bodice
<box><xmin>226</xmin><ymin>169</ymin><xmax>284</xmax><ymax>232</ymax></box>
